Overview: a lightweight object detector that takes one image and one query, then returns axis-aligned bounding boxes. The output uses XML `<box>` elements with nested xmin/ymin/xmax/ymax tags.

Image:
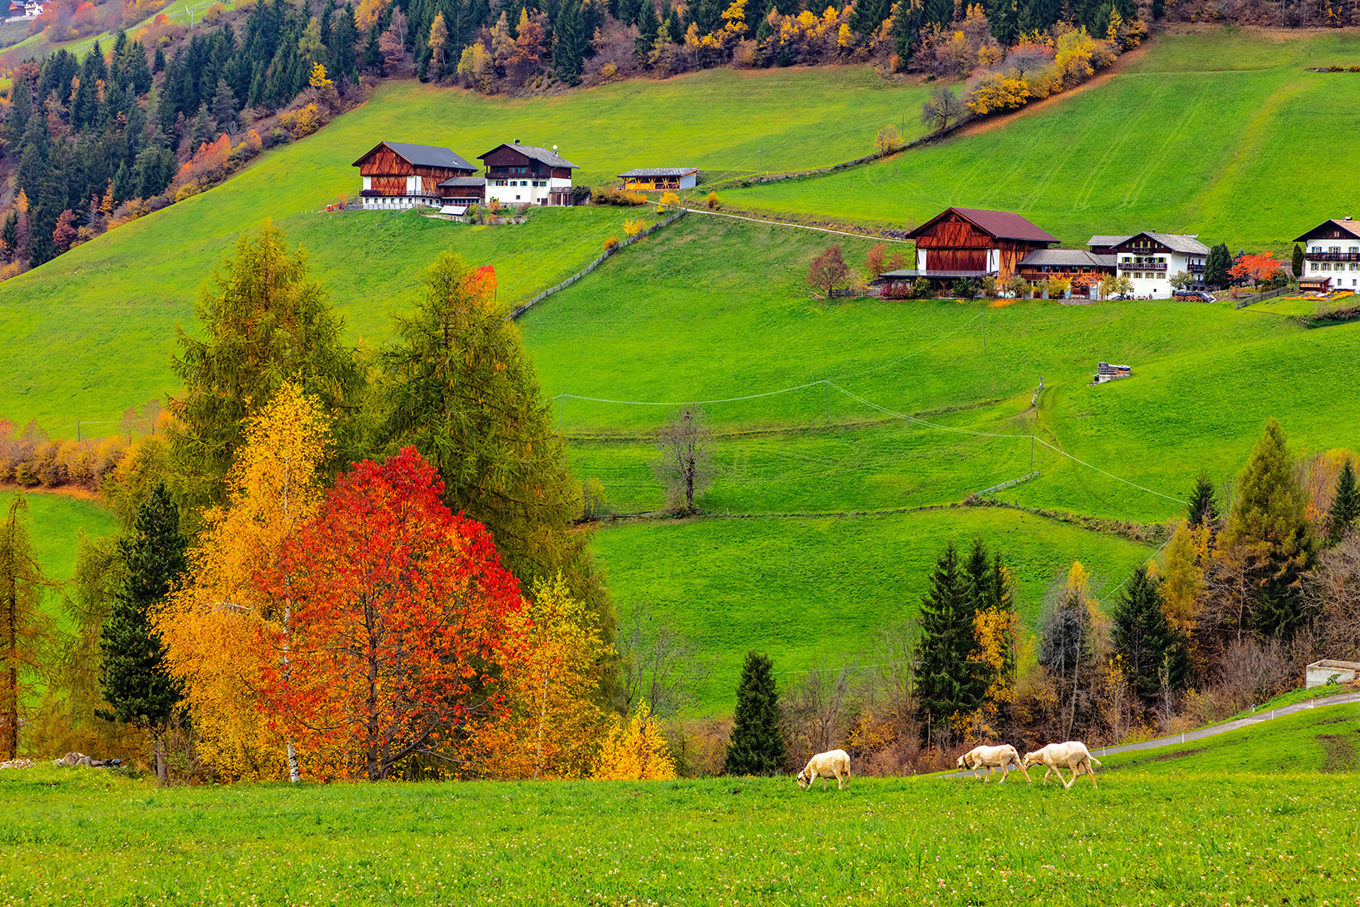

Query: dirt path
<box><xmin>941</xmin><ymin>691</ymin><xmax>1360</xmax><ymax>780</ymax></box>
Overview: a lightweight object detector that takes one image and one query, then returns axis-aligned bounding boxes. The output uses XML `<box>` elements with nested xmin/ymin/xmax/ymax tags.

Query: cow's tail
<box><xmin>1089</xmin><ymin>754</ymin><xmax>1102</xmax><ymax>767</ymax></box>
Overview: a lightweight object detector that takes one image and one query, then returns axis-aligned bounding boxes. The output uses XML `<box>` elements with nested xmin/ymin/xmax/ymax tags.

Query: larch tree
<box><xmin>1</xmin><ymin>497</ymin><xmax>48</xmax><ymax>762</ymax></box>
<box><xmin>272</xmin><ymin>448</ymin><xmax>524</xmax><ymax>781</ymax></box>
<box><xmin>724</xmin><ymin>651</ymin><xmax>787</xmax><ymax>776</ymax></box>
<box><xmin>1218</xmin><ymin>418</ymin><xmax>1315</xmax><ymax>639</ymax></box>
<box><xmin>594</xmin><ymin>700</ymin><xmax>677</xmax><ymax>780</ymax></box>
<box><xmin>98</xmin><ymin>483</ymin><xmax>187</xmax><ymax>784</ymax></box>
<box><xmin>913</xmin><ymin>541</ymin><xmax>983</xmax><ymax>742</ymax></box>
<box><xmin>470</xmin><ymin>575</ymin><xmax>613</xmax><ymax>780</ymax></box>
<box><xmin>1159</xmin><ymin>520</ymin><xmax>1204</xmax><ymax>640</ymax></box>
<box><xmin>964</xmin><ymin>539</ymin><xmax>1019</xmax><ymax>733</ymax></box>
<box><xmin>654</xmin><ymin>405</ymin><xmax>713</xmax><ymax>515</ymax></box>
<box><xmin>1038</xmin><ymin>562</ymin><xmax>1102</xmax><ymax>741</ymax></box>
<box><xmin>157</xmin><ymin>383</ymin><xmax>330</xmax><ymax>782</ymax></box>
<box><xmin>168</xmin><ymin>222</ymin><xmax>366</xmax><ymax>520</ymax></box>
<box><xmin>379</xmin><ymin>253</ymin><xmax>612</xmax><ymax>651</ymax></box>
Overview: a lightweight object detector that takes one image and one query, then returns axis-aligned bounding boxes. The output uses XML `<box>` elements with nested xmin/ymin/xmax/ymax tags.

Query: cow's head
<box><xmin>1022</xmin><ymin>751</ymin><xmax>1041</xmax><ymax>767</ymax></box>
<box><xmin>796</xmin><ymin>770</ymin><xmax>809</xmax><ymax>790</ymax></box>
<box><xmin>956</xmin><ymin>754</ymin><xmax>968</xmax><ymax>769</ymax></box>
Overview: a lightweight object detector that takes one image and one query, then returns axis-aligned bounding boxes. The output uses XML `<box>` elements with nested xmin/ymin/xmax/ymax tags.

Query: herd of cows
<box><xmin>794</xmin><ymin>742</ymin><xmax>1102</xmax><ymax>791</ymax></box>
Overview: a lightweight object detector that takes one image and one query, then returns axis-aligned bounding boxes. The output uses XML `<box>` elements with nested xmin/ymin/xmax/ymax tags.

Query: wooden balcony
<box><xmin>1119</xmin><ymin>261</ymin><xmax>1167</xmax><ymax>272</ymax></box>
<box><xmin>1305</xmin><ymin>252</ymin><xmax>1360</xmax><ymax>262</ymax></box>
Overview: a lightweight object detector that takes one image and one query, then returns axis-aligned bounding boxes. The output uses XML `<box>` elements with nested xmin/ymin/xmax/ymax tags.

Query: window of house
<box><xmin>1351</xmin><ymin>247</ymin><xmax>1359</xmax><ymax>254</ymax></box>
<box><xmin>1311</xmin><ymin>263</ymin><xmax>1319</xmax><ymax>271</ymax></box>
<box><xmin>1312</xmin><ymin>246</ymin><xmax>1322</xmax><ymax>253</ymax></box>
<box><xmin>1322</xmin><ymin>263</ymin><xmax>1331</xmax><ymax>271</ymax></box>
<box><xmin>1330</xmin><ymin>247</ymin><xmax>1341</xmax><ymax>254</ymax></box>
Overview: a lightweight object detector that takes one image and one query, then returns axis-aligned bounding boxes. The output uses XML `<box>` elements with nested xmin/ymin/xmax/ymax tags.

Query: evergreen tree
<box><xmin>1187</xmin><ymin>473</ymin><xmax>1219</xmax><ymax>529</ymax></box>
<box><xmin>913</xmin><ymin>541</ymin><xmax>983</xmax><ymax>740</ymax></box>
<box><xmin>1039</xmin><ymin>562</ymin><xmax>1100</xmax><ymax>739</ymax></box>
<box><xmin>635</xmin><ymin>0</ymin><xmax>661</xmax><ymax>60</ymax></box>
<box><xmin>1292</xmin><ymin>243</ymin><xmax>1305</xmax><ymax>281</ymax></box>
<box><xmin>211</xmin><ymin>79</ymin><xmax>239</xmax><ymax>135</ymax></box>
<box><xmin>1111</xmin><ymin>565</ymin><xmax>1187</xmax><ymax>710</ymax></box>
<box><xmin>553</xmin><ymin>0</ymin><xmax>588</xmax><ymax>85</ymax></box>
<box><xmin>1327</xmin><ymin>459</ymin><xmax>1359</xmax><ymax>544</ymax></box>
<box><xmin>98</xmin><ymin>483</ymin><xmax>186</xmax><ymax>784</ymax></box>
<box><xmin>168</xmin><ymin>223</ymin><xmax>366</xmax><ymax>515</ymax></box>
<box><xmin>923</xmin><ymin>0</ymin><xmax>952</xmax><ymax>28</ymax></box>
<box><xmin>364</xmin><ymin>22</ymin><xmax>385</xmax><ymax>75</ymax></box>
<box><xmin>191</xmin><ymin>103</ymin><xmax>217</xmax><ymax>151</ymax></box>
<box><xmin>153</xmin><ymin>47</ymin><xmax>167</xmax><ymax>74</ymax></box>
<box><xmin>1151</xmin><ymin>0</ymin><xmax>1163</xmax><ymax>18</ymax></box>
<box><xmin>988</xmin><ymin>0</ymin><xmax>1020</xmax><ymax>44</ymax></box>
<box><xmin>379</xmin><ymin>252</ymin><xmax>614</xmax><ymax>649</ymax></box>
<box><xmin>849</xmin><ymin>0</ymin><xmax>891</xmax><ymax>37</ymax></box>
<box><xmin>1221</xmin><ymin>418</ymin><xmax>1315</xmax><ymax>639</ymax></box>
<box><xmin>664</xmin><ymin>5</ymin><xmax>683</xmax><ymax>43</ymax></box>
<box><xmin>1020</xmin><ymin>0</ymin><xmax>1060</xmax><ymax>33</ymax></box>
<box><xmin>1204</xmin><ymin>242</ymin><xmax>1232</xmax><ymax>289</ymax></box>
<box><xmin>1</xmin><ymin>497</ymin><xmax>47</xmax><ymax>762</ymax></box>
<box><xmin>723</xmin><ymin>652</ymin><xmax>787</xmax><ymax>775</ymax></box>
<box><xmin>893</xmin><ymin>0</ymin><xmax>923</xmax><ymax>68</ymax></box>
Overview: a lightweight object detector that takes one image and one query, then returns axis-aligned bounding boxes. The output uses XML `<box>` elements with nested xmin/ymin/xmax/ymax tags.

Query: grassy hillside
<box><xmin>0</xmin><ymin>489</ymin><xmax>115</xmax><ymax>585</ymax></box>
<box><xmin>0</xmin><ymin>68</ymin><xmax>929</xmax><ymax>432</ymax></box>
<box><xmin>722</xmin><ymin>30</ymin><xmax>1360</xmax><ymax>252</ymax></box>
<box><xmin>593</xmin><ymin>508</ymin><xmax>1155</xmax><ymax>713</ymax></box>
<box><xmin>2</xmin><ymin>706</ymin><xmax>1357</xmax><ymax>905</ymax></box>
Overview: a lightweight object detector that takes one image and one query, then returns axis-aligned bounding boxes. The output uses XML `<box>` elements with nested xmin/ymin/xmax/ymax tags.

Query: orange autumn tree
<box><xmin>269</xmin><ymin>448</ymin><xmax>523</xmax><ymax>781</ymax></box>
<box><xmin>157</xmin><ymin>382</ymin><xmax>330</xmax><ymax>782</ymax></box>
<box><xmin>469</xmin><ymin>575</ymin><xmax>612</xmax><ymax>780</ymax></box>
<box><xmin>1229</xmin><ymin>251</ymin><xmax>1283</xmax><ymax>289</ymax></box>
<box><xmin>593</xmin><ymin>700</ymin><xmax>676</xmax><ymax>781</ymax></box>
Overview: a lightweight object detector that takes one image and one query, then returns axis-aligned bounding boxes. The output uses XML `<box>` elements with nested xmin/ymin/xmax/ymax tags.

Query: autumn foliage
<box><xmin>1229</xmin><ymin>251</ymin><xmax>1283</xmax><ymax>288</ymax></box>
<box><xmin>593</xmin><ymin>700</ymin><xmax>676</xmax><ymax>780</ymax></box>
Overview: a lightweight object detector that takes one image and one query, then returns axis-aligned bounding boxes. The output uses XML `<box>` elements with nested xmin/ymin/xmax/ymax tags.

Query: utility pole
<box><xmin>824</xmin><ymin>380</ymin><xmax>830</xmax><ymax>426</ymax></box>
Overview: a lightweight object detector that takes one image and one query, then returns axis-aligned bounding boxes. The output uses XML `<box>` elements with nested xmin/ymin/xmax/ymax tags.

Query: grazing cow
<box><xmin>957</xmin><ymin>744</ymin><xmax>1032</xmax><ymax>784</ymax></box>
<box><xmin>1022</xmin><ymin>741</ymin><xmax>1102</xmax><ymax>789</ymax></box>
<box><xmin>796</xmin><ymin>749</ymin><xmax>851</xmax><ymax>791</ymax></box>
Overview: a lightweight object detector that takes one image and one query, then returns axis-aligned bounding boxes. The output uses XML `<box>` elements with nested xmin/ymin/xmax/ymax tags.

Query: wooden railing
<box><xmin>1305</xmin><ymin>252</ymin><xmax>1360</xmax><ymax>262</ymax></box>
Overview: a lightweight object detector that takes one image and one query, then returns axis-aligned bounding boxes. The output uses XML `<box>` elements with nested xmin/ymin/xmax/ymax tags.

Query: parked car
<box><xmin>1173</xmin><ymin>289</ymin><xmax>1216</xmax><ymax>302</ymax></box>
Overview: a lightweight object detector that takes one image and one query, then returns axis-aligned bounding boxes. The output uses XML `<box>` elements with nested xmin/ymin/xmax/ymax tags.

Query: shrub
<box><xmin>623</xmin><ymin>219</ymin><xmax>646</xmax><ymax>239</ymax></box>
<box><xmin>706</xmin><ymin>191</ymin><xmax>720</xmax><ymax>210</ymax></box>
<box><xmin>657</xmin><ymin>191</ymin><xmax>680</xmax><ymax>212</ymax></box>
<box><xmin>278</xmin><ymin>103</ymin><xmax>321</xmax><ymax>139</ymax></box>
<box><xmin>875</xmin><ymin>124</ymin><xmax>905</xmax><ymax>155</ymax></box>
<box><xmin>603</xmin><ymin>236</ymin><xmax>619</xmax><ymax>251</ymax></box>
<box><xmin>591</xmin><ymin>187</ymin><xmax>647</xmax><ymax>206</ymax></box>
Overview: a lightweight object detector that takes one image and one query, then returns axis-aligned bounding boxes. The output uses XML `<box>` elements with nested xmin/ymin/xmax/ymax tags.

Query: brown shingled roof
<box><xmin>908</xmin><ymin>207</ymin><xmax>1059</xmax><ymax>244</ymax></box>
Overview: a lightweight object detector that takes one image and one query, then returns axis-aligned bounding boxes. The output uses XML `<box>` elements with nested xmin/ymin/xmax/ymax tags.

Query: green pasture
<box><xmin>594</xmin><ymin>507</ymin><xmax>1155</xmax><ymax>713</ymax></box>
<box><xmin>0</xmin><ymin>1</ymin><xmax>246</xmax><ymax>67</ymax></box>
<box><xmin>722</xmin><ymin>30</ymin><xmax>1360</xmax><ymax>253</ymax></box>
<box><xmin>0</xmin><ymin>489</ymin><xmax>115</xmax><ymax>584</ymax></box>
<box><xmin>1</xmin><ymin>705</ymin><xmax>1357</xmax><ymax>906</ymax></box>
<box><xmin>0</xmin><ymin>69</ymin><xmax>929</xmax><ymax>432</ymax></box>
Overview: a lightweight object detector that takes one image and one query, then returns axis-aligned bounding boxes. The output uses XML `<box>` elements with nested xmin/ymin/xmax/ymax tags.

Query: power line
<box><xmin>683</xmin><ymin>206</ymin><xmax>912</xmax><ymax>244</ymax></box>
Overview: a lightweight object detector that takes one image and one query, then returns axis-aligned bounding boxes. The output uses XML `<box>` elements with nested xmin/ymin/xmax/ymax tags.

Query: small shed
<box><xmin>1306</xmin><ymin>659</ymin><xmax>1360</xmax><ymax>689</ymax></box>
<box><xmin>619</xmin><ymin>168</ymin><xmax>699</xmax><ymax>191</ymax></box>
<box><xmin>1093</xmin><ymin>362</ymin><xmax>1131</xmax><ymax>384</ymax></box>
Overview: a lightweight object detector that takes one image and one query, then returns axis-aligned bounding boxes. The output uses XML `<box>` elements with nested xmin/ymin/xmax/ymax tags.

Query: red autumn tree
<box><xmin>264</xmin><ymin>447</ymin><xmax>523</xmax><ymax>780</ymax></box>
<box><xmin>808</xmin><ymin>245</ymin><xmax>850</xmax><ymax>298</ymax></box>
<box><xmin>1229</xmin><ymin>251</ymin><xmax>1283</xmax><ymax>288</ymax></box>
<box><xmin>52</xmin><ymin>210</ymin><xmax>78</xmax><ymax>253</ymax></box>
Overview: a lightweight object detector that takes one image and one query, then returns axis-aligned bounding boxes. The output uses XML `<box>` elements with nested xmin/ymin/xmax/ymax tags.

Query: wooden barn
<box><xmin>619</xmin><ymin>168</ymin><xmax>699</xmax><ymax>192</ymax></box>
<box><xmin>882</xmin><ymin>208</ymin><xmax>1059</xmax><ymax>287</ymax></box>
<box><xmin>352</xmin><ymin>142</ymin><xmax>479</xmax><ymax>210</ymax></box>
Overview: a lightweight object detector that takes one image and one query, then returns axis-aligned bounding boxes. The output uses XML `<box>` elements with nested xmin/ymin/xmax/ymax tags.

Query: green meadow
<box><xmin>723</xmin><ymin>30</ymin><xmax>1360</xmax><ymax>252</ymax></box>
<box><xmin>1</xmin><ymin>704</ymin><xmax>1356</xmax><ymax>906</ymax></box>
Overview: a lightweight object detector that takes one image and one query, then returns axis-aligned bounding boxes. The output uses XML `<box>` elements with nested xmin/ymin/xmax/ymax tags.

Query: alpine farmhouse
<box><xmin>1295</xmin><ymin>217</ymin><xmax>1360</xmax><ymax>293</ymax></box>
<box><xmin>480</xmin><ymin>141</ymin><xmax>578</xmax><ymax>207</ymax></box>
<box><xmin>352</xmin><ymin>142</ymin><xmax>483</xmax><ymax>210</ymax></box>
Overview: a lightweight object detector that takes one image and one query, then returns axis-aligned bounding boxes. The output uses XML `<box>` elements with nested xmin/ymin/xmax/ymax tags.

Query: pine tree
<box><xmin>1020</xmin><ymin>0</ymin><xmax>1060</xmax><ymax>33</ymax></box>
<box><xmin>98</xmin><ymin>483</ymin><xmax>186</xmax><ymax>783</ymax></box>
<box><xmin>1292</xmin><ymin>243</ymin><xmax>1305</xmax><ymax>281</ymax></box>
<box><xmin>1204</xmin><ymin>243</ymin><xmax>1232</xmax><ymax>289</ymax></box>
<box><xmin>1</xmin><ymin>497</ymin><xmax>48</xmax><ymax>762</ymax></box>
<box><xmin>553</xmin><ymin>0</ymin><xmax>588</xmax><ymax>85</ymax></box>
<box><xmin>893</xmin><ymin>0</ymin><xmax>923</xmax><ymax>68</ymax></box>
<box><xmin>849</xmin><ymin>0</ymin><xmax>891</xmax><ymax>37</ymax></box>
<box><xmin>1220</xmin><ymin>418</ymin><xmax>1315</xmax><ymax>639</ymax></box>
<box><xmin>723</xmin><ymin>652</ymin><xmax>787</xmax><ymax>775</ymax></box>
<box><xmin>211</xmin><ymin>79</ymin><xmax>239</xmax><ymax>135</ymax></box>
<box><xmin>1187</xmin><ymin>474</ymin><xmax>1219</xmax><ymax>529</ymax></box>
<box><xmin>1111</xmin><ymin>565</ymin><xmax>1187</xmax><ymax>709</ymax></box>
<box><xmin>1327</xmin><ymin>458</ymin><xmax>1359</xmax><ymax>544</ymax></box>
<box><xmin>664</xmin><ymin>6</ymin><xmax>683</xmax><ymax>43</ymax></box>
<box><xmin>988</xmin><ymin>0</ymin><xmax>1020</xmax><ymax>44</ymax></box>
<box><xmin>635</xmin><ymin>0</ymin><xmax>661</xmax><ymax>60</ymax></box>
<box><xmin>923</xmin><ymin>0</ymin><xmax>952</xmax><ymax>28</ymax></box>
<box><xmin>913</xmin><ymin>541</ymin><xmax>983</xmax><ymax>740</ymax></box>
<box><xmin>190</xmin><ymin>103</ymin><xmax>216</xmax><ymax>151</ymax></box>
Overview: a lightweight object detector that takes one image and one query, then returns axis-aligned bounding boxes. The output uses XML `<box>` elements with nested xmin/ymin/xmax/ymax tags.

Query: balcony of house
<box><xmin>1119</xmin><ymin>260</ymin><xmax>1168</xmax><ymax>272</ymax></box>
<box><xmin>1305</xmin><ymin>251</ymin><xmax>1360</xmax><ymax>262</ymax></box>
<box><xmin>1188</xmin><ymin>262</ymin><xmax>1205</xmax><ymax>272</ymax></box>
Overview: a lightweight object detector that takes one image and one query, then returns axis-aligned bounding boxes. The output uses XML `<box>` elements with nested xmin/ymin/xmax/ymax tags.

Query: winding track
<box><xmin>942</xmin><ymin>691</ymin><xmax>1360</xmax><ymax>780</ymax></box>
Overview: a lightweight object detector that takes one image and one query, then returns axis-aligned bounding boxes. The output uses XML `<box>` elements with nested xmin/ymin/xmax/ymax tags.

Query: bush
<box><xmin>591</xmin><ymin>187</ymin><xmax>647</xmax><ymax>206</ymax></box>
<box><xmin>706</xmin><ymin>191</ymin><xmax>720</xmax><ymax>210</ymax></box>
<box><xmin>603</xmin><ymin>236</ymin><xmax>619</xmax><ymax>252</ymax></box>
<box><xmin>657</xmin><ymin>191</ymin><xmax>680</xmax><ymax>212</ymax></box>
<box><xmin>623</xmin><ymin>219</ymin><xmax>646</xmax><ymax>239</ymax></box>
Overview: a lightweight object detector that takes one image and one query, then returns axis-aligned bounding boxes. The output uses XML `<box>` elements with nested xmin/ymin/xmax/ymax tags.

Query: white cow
<box><xmin>796</xmin><ymin>749</ymin><xmax>851</xmax><ymax>791</ymax></box>
<box><xmin>1023</xmin><ymin>741</ymin><xmax>1102</xmax><ymax>789</ymax></box>
<box><xmin>956</xmin><ymin>744</ymin><xmax>1031</xmax><ymax>783</ymax></box>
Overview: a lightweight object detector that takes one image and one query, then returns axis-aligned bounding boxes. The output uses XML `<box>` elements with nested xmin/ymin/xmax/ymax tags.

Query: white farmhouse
<box><xmin>478</xmin><ymin>140</ymin><xmax>578</xmax><ymax>207</ymax></box>
<box><xmin>1088</xmin><ymin>232</ymin><xmax>1210</xmax><ymax>297</ymax></box>
<box><xmin>1294</xmin><ymin>217</ymin><xmax>1360</xmax><ymax>293</ymax></box>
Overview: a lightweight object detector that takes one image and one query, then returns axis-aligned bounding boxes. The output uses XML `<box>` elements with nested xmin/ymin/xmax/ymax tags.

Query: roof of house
<box><xmin>438</xmin><ymin>176</ymin><xmax>487</xmax><ymax>188</ymax></box>
<box><xmin>352</xmin><ymin>142</ymin><xmax>477</xmax><ymax>171</ymax></box>
<box><xmin>909</xmin><ymin>207</ymin><xmax>1058</xmax><ymax>244</ymax></box>
<box><xmin>481</xmin><ymin>142</ymin><xmax>579</xmax><ymax>169</ymax></box>
<box><xmin>1293</xmin><ymin>218</ymin><xmax>1360</xmax><ymax>243</ymax></box>
<box><xmin>1019</xmin><ymin>249</ymin><xmax>1117</xmax><ymax>268</ymax></box>
<box><xmin>619</xmin><ymin>168</ymin><xmax>699</xmax><ymax>178</ymax></box>
<box><xmin>1088</xmin><ymin>232</ymin><xmax>1209</xmax><ymax>255</ymax></box>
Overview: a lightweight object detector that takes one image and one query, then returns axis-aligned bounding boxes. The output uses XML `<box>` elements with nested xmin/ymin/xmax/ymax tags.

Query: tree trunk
<box><xmin>1</xmin><ymin>538</ymin><xmax>16</xmax><ymax>762</ymax></box>
<box><xmin>154</xmin><ymin>733</ymin><xmax>168</xmax><ymax>786</ymax></box>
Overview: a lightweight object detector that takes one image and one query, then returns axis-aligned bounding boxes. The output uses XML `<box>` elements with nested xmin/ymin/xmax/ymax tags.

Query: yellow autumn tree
<box><xmin>157</xmin><ymin>382</ymin><xmax>331</xmax><ymax>782</ymax></box>
<box><xmin>594</xmin><ymin>700</ymin><xmax>676</xmax><ymax>780</ymax></box>
<box><xmin>469</xmin><ymin>576</ymin><xmax>611</xmax><ymax>780</ymax></box>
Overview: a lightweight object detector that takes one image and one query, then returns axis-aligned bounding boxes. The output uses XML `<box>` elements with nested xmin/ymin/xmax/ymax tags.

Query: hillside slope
<box><xmin>723</xmin><ymin>30</ymin><xmax>1360</xmax><ymax>251</ymax></box>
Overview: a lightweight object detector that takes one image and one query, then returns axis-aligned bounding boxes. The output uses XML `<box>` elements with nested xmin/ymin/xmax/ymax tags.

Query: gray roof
<box><xmin>354</xmin><ymin>142</ymin><xmax>476</xmax><ymax>171</ymax></box>
<box><xmin>1087</xmin><ymin>232</ymin><xmax>1209</xmax><ymax>255</ymax></box>
<box><xmin>438</xmin><ymin>176</ymin><xmax>487</xmax><ymax>188</ymax></box>
<box><xmin>619</xmin><ymin>167</ymin><xmax>698</xmax><ymax>178</ymax></box>
<box><xmin>1019</xmin><ymin>249</ymin><xmax>1116</xmax><ymax>268</ymax></box>
<box><xmin>482</xmin><ymin>143</ymin><xmax>579</xmax><ymax>169</ymax></box>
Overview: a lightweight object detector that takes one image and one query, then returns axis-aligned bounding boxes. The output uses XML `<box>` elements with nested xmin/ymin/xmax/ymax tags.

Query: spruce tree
<box><xmin>1291</xmin><ymin>243</ymin><xmax>1305</xmax><ymax>281</ymax></box>
<box><xmin>1221</xmin><ymin>418</ymin><xmax>1315</xmax><ymax>639</ymax></box>
<box><xmin>988</xmin><ymin>0</ymin><xmax>1020</xmax><ymax>45</ymax></box>
<box><xmin>1111</xmin><ymin>565</ymin><xmax>1186</xmax><ymax>709</ymax></box>
<box><xmin>553</xmin><ymin>0</ymin><xmax>588</xmax><ymax>85</ymax></box>
<box><xmin>849</xmin><ymin>0</ymin><xmax>891</xmax><ymax>37</ymax></box>
<box><xmin>635</xmin><ymin>0</ymin><xmax>661</xmax><ymax>60</ymax></box>
<box><xmin>1151</xmin><ymin>0</ymin><xmax>1163</xmax><ymax>18</ymax></box>
<box><xmin>1021</xmin><ymin>0</ymin><xmax>1060</xmax><ymax>33</ymax></box>
<box><xmin>664</xmin><ymin>6</ymin><xmax>683</xmax><ymax>43</ymax></box>
<box><xmin>1327</xmin><ymin>459</ymin><xmax>1359</xmax><ymax>544</ymax></box>
<box><xmin>723</xmin><ymin>652</ymin><xmax>787</xmax><ymax>775</ymax></box>
<box><xmin>1204</xmin><ymin>243</ymin><xmax>1232</xmax><ymax>289</ymax></box>
<box><xmin>1187</xmin><ymin>474</ymin><xmax>1219</xmax><ymax>529</ymax></box>
<box><xmin>893</xmin><ymin>0</ymin><xmax>922</xmax><ymax>68</ymax></box>
<box><xmin>99</xmin><ymin>483</ymin><xmax>186</xmax><ymax>783</ymax></box>
<box><xmin>914</xmin><ymin>541</ymin><xmax>983</xmax><ymax>740</ymax></box>
<box><xmin>923</xmin><ymin>0</ymin><xmax>952</xmax><ymax>28</ymax></box>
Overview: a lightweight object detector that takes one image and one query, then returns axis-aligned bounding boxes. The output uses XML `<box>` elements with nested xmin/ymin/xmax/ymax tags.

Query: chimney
<box><xmin>1345</xmin><ymin>215</ymin><xmax>1353</xmax><ymax>221</ymax></box>
<box><xmin>514</xmin><ymin>139</ymin><xmax>520</xmax><ymax>145</ymax></box>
